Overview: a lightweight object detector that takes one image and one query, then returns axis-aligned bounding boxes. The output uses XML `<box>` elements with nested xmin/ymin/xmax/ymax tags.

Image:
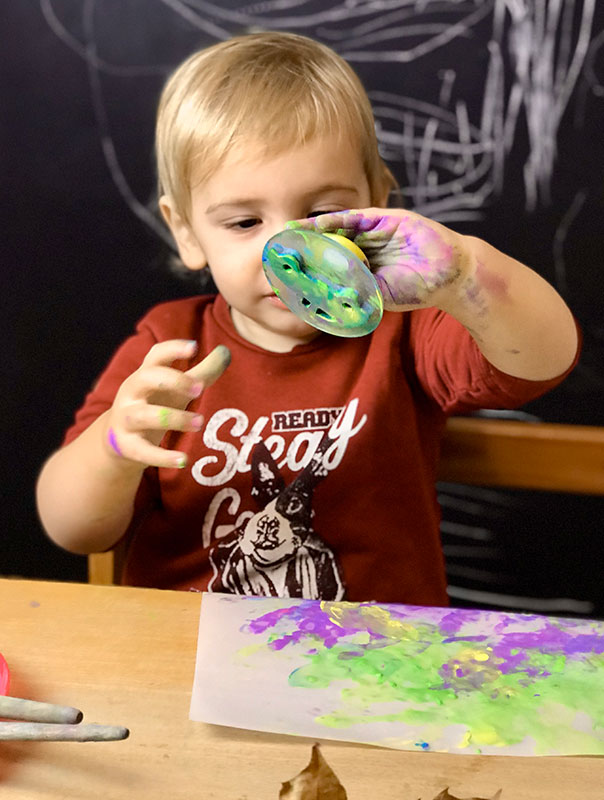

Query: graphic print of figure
<box><xmin>208</xmin><ymin>437</ymin><xmax>345</xmax><ymax>599</ymax></box>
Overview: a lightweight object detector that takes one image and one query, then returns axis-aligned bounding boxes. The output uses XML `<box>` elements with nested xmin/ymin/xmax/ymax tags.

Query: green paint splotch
<box><xmin>242</xmin><ymin>599</ymin><xmax>604</xmax><ymax>754</ymax></box>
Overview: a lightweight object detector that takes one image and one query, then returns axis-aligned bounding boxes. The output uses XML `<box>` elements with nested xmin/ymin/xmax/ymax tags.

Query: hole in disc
<box><xmin>301</xmin><ymin>298</ymin><xmax>311</xmax><ymax>307</ymax></box>
<box><xmin>315</xmin><ymin>308</ymin><xmax>333</xmax><ymax>320</ymax></box>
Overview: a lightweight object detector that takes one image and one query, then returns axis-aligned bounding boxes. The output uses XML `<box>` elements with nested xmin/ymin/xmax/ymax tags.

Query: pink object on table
<box><xmin>0</xmin><ymin>652</ymin><xmax>10</xmax><ymax>695</ymax></box>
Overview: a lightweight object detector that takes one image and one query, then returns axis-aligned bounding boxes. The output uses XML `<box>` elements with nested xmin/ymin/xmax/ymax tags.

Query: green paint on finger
<box><xmin>158</xmin><ymin>407</ymin><xmax>171</xmax><ymax>428</ymax></box>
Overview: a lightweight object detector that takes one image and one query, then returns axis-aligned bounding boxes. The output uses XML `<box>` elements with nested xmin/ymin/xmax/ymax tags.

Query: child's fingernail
<box><xmin>190</xmin><ymin>415</ymin><xmax>203</xmax><ymax>430</ymax></box>
<box><xmin>185</xmin><ymin>340</ymin><xmax>198</xmax><ymax>354</ymax></box>
<box><xmin>175</xmin><ymin>454</ymin><xmax>187</xmax><ymax>469</ymax></box>
<box><xmin>190</xmin><ymin>382</ymin><xmax>203</xmax><ymax>397</ymax></box>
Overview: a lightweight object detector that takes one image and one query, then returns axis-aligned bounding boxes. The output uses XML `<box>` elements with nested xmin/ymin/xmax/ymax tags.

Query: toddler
<box><xmin>37</xmin><ymin>32</ymin><xmax>579</xmax><ymax>603</ymax></box>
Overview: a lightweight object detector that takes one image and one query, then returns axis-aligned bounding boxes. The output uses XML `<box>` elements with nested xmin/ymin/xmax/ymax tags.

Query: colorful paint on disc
<box><xmin>261</xmin><ymin>229</ymin><xmax>383</xmax><ymax>337</ymax></box>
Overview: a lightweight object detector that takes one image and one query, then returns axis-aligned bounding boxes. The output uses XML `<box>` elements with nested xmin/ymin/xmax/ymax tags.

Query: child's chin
<box><xmin>262</xmin><ymin>304</ymin><xmax>318</xmax><ymax>336</ymax></box>
<box><xmin>277</xmin><ymin>317</ymin><xmax>320</xmax><ymax>341</ymax></box>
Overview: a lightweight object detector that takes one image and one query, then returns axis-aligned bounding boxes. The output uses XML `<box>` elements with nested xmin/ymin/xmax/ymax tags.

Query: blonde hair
<box><xmin>156</xmin><ymin>32</ymin><xmax>396</xmax><ymax>223</ymax></box>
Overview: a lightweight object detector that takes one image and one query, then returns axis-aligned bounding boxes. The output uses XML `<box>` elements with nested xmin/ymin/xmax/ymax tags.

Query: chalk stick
<box><xmin>0</xmin><ymin>722</ymin><xmax>130</xmax><ymax>742</ymax></box>
<box><xmin>0</xmin><ymin>695</ymin><xmax>83</xmax><ymax>724</ymax></box>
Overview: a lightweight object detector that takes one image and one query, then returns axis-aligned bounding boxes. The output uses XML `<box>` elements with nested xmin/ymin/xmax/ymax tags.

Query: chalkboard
<box><xmin>3</xmin><ymin>2</ymin><xmax>604</xmax><ymax>614</ymax></box>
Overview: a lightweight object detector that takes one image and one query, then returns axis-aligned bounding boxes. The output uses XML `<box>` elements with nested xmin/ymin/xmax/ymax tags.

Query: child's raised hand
<box><xmin>103</xmin><ymin>341</ymin><xmax>230</xmax><ymax>470</ymax></box>
<box><xmin>287</xmin><ymin>208</ymin><xmax>469</xmax><ymax>311</ymax></box>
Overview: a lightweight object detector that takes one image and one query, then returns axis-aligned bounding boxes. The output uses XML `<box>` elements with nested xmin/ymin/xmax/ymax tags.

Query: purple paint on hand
<box><xmin>288</xmin><ymin>210</ymin><xmax>460</xmax><ymax>310</ymax></box>
<box><xmin>107</xmin><ymin>427</ymin><xmax>123</xmax><ymax>457</ymax></box>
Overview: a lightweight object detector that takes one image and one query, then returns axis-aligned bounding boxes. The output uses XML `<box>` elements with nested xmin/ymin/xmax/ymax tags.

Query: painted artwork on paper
<box><xmin>190</xmin><ymin>594</ymin><xmax>604</xmax><ymax>756</ymax></box>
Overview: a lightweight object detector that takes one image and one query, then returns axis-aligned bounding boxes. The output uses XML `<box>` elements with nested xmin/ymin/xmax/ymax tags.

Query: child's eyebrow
<box><xmin>302</xmin><ymin>182</ymin><xmax>360</xmax><ymax>199</ymax></box>
<box><xmin>205</xmin><ymin>184</ymin><xmax>360</xmax><ymax>215</ymax></box>
<box><xmin>205</xmin><ymin>198</ymin><xmax>262</xmax><ymax>215</ymax></box>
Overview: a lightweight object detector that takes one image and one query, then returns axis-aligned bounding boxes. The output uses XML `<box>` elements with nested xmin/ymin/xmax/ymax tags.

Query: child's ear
<box><xmin>159</xmin><ymin>196</ymin><xmax>207</xmax><ymax>270</ymax></box>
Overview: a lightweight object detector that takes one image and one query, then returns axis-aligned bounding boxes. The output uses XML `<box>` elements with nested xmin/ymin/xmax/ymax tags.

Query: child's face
<box><xmin>165</xmin><ymin>134</ymin><xmax>373</xmax><ymax>352</ymax></box>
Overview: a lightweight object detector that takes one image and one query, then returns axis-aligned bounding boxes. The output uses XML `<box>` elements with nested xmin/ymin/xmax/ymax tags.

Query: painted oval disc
<box><xmin>261</xmin><ymin>229</ymin><xmax>383</xmax><ymax>337</ymax></box>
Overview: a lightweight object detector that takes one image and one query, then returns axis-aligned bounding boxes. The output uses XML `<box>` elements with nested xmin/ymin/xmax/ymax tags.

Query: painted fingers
<box><xmin>105</xmin><ymin>341</ymin><xmax>230</xmax><ymax>469</ymax></box>
<box><xmin>287</xmin><ymin>209</ymin><xmax>465</xmax><ymax>311</ymax></box>
<box><xmin>185</xmin><ymin>343</ymin><xmax>231</xmax><ymax>388</ymax></box>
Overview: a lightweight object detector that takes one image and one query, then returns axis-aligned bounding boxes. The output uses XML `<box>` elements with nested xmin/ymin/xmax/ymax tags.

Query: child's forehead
<box><xmin>190</xmin><ymin>133</ymin><xmax>367</xmax><ymax>209</ymax></box>
<box><xmin>199</xmin><ymin>130</ymin><xmax>363</xmax><ymax>179</ymax></box>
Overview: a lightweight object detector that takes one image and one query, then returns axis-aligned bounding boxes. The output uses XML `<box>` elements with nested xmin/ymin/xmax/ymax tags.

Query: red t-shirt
<box><xmin>64</xmin><ymin>294</ymin><xmax>577</xmax><ymax>604</ymax></box>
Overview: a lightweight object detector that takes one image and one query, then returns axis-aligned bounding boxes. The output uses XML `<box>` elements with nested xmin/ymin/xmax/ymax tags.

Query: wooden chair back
<box><xmin>88</xmin><ymin>417</ymin><xmax>604</xmax><ymax>585</ymax></box>
<box><xmin>438</xmin><ymin>416</ymin><xmax>604</xmax><ymax>494</ymax></box>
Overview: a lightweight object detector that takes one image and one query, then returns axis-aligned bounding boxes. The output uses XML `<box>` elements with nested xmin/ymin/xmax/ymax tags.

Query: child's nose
<box><xmin>259</xmin><ymin>220</ymin><xmax>292</xmax><ymax>273</ymax></box>
<box><xmin>264</xmin><ymin>219</ymin><xmax>291</xmax><ymax>242</ymax></box>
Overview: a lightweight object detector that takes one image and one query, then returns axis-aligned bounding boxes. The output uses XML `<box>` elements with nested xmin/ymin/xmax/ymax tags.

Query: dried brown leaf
<box><xmin>429</xmin><ymin>790</ymin><xmax>502</xmax><ymax>800</ymax></box>
<box><xmin>279</xmin><ymin>743</ymin><xmax>348</xmax><ymax>800</ymax></box>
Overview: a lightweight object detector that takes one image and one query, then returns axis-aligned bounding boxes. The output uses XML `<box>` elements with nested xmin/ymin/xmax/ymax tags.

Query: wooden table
<box><xmin>1</xmin><ymin>579</ymin><xmax>603</xmax><ymax>799</ymax></box>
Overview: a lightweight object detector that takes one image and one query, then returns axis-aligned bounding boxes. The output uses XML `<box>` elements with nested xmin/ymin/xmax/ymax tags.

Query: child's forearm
<box><xmin>36</xmin><ymin>411</ymin><xmax>146</xmax><ymax>555</ymax></box>
<box><xmin>439</xmin><ymin>236</ymin><xmax>579</xmax><ymax>380</ymax></box>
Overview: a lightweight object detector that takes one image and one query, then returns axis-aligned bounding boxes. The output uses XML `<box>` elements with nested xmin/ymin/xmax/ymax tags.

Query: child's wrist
<box><xmin>433</xmin><ymin>233</ymin><xmax>477</xmax><ymax>316</ymax></box>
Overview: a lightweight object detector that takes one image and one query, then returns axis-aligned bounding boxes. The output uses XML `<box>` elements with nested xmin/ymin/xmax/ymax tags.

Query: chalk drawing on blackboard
<box><xmin>40</xmin><ymin>0</ymin><xmax>599</xmax><ymax>237</ymax></box>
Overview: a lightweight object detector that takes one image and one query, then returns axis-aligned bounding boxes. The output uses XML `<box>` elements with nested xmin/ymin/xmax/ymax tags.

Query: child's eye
<box><xmin>307</xmin><ymin>210</ymin><xmax>337</xmax><ymax>219</ymax></box>
<box><xmin>228</xmin><ymin>218</ymin><xmax>260</xmax><ymax>230</ymax></box>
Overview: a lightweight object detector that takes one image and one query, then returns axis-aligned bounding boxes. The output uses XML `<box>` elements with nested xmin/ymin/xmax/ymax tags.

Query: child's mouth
<box><xmin>264</xmin><ymin>293</ymin><xmax>290</xmax><ymax>310</ymax></box>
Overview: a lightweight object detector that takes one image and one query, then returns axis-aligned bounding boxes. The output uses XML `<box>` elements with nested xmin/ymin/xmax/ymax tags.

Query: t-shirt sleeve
<box><xmin>62</xmin><ymin>321</ymin><xmax>158</xmax><ymax>446</ymax></box>
<box><xmin>59</xmin><ymin>310</ymin><xmax>170</xmax><ymax>549</ymax></box>
<box><xmin>62</xmin><ymin>296</ymin><xmax>211</xmax><ymax>446</ymax></box>
<box><xmin>407</xmin><ymin>307</ymin><xmax>581</xmax><ymax>415</ymax></box>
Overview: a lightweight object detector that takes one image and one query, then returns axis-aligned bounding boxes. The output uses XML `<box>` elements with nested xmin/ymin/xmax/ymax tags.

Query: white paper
<box><xmin>190</xmin><ymin>593</ymin><xmax>604</xmax><ymax>756</ymax></box>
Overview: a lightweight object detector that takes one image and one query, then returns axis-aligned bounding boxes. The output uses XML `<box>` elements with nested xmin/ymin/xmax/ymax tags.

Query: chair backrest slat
<box><xmin>439</xmin><ymin>418</ymin><xmax>604</xmax><ymax>495</ymax></box>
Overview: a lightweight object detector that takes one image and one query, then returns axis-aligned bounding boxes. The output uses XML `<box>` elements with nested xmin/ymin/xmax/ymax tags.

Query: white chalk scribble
<box><xmin>40</xmin><ymin>0</ymin><xmax>599</xmax><ymax>227</ymax></box>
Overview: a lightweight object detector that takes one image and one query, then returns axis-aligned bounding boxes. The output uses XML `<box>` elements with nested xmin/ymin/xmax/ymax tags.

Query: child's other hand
<box><xmin>103</xmin><ymin>342</ymin><xmax>230</xmax><ymax>470</ymax></box>
<box><xmin>287</xmin><ymin>208</ymin><xmax>469</xmax><ymax>311</ymax></box>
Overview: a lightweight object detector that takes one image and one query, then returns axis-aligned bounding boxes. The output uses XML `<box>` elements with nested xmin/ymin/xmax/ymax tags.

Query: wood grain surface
<box><xmin>1</xmin><ymin>579</ymin><xmax>602</xmax><ymax>799</ymax></box>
